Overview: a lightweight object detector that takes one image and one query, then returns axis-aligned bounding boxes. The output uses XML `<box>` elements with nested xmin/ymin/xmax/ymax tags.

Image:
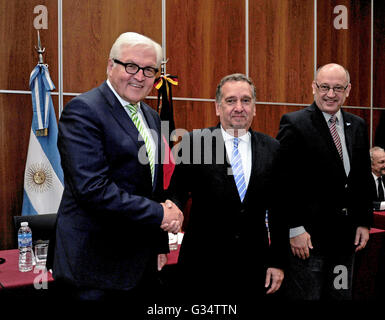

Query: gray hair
<box><xmin>215</xmin><ymin>73</ymin><xmax>257</xmax><ymax>104</ymax></box>
<box><xmin>109</xmin><ymin>32</ymin><xmax>163</xmax><ymax>67</ymax></box>
<box><xmin>370</xmin><ymin>146</ymin><xmax>385</xmax><ymax>162</ymax></box>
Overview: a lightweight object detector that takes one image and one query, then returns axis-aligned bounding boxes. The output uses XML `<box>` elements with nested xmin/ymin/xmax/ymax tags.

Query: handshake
<box><xmin>160</xmin><ymin>200</ymin><xmax>184</xmax><ymax>234</ymax></box>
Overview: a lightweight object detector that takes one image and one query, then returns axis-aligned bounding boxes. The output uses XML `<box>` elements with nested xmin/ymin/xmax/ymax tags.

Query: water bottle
<box><xmin>18</xmin><ymin>221</ymin><xmax>33</xmax><ymax>272</ymax></box>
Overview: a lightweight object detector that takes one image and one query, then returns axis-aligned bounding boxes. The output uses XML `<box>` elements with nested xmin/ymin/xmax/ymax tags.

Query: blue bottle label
<box><xmin>18</xmin><ymin>233</ymin><xmax>32</xmax><ymax>247</ymax></box>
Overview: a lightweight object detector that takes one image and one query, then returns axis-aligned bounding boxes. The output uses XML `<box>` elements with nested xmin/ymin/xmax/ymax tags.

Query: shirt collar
<box><xmin>220</xmin><ymin>125</ymin><xmax>251</xmax><ymax>144</ymax></box>
<box><xmin>322</xmin><ymin>109</ymin><xmax>342</xmax><ymax>124</ymax></box>
<box><xmin>373</xmin><ymin>172</ymin><xmax>381</xmax><ymax>180</ymax></box>
<box><xmin>106</xmin><ymin>79</ymin><xmax>140</xmax><ymax>110</ymax></box>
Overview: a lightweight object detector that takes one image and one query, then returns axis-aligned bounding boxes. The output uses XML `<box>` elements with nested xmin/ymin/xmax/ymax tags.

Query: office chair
<box><xmin>13</xmin><ymin>213</ymin><xmax>57</xmax><ymax>243</ymax></box>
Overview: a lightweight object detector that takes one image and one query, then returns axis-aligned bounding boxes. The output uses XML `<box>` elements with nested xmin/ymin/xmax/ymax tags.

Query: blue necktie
<box><xmin>231</xmin><ymin>137</ymin><xmax>246</xmax><ymax>202</ymax></box>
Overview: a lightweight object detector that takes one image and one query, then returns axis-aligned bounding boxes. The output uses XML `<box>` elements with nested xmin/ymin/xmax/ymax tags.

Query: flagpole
<box><xmin>23</xmin><ymin>32</ymin><xmax>64</xmax><ymax>215</ymax></box>
<box><xmin>35</xmin><ymin>30</ymin><xmax>45</xmax><ymax>65</ymax></box>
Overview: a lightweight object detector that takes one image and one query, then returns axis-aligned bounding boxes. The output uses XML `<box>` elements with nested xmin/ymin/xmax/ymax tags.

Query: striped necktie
<box><xmin>231</xmin><ymin>137</ymin><xmax>246</xmax><ymax>202</ymax></box>
<box><xmin>329</xmin><ymin>114</ymin><xmax>343</xmax><ymax>160</ymax></box>
<box><xmin>126</xmin><ymin>104</ymin><xmax>155</xmax><ymax>183</ymax></box>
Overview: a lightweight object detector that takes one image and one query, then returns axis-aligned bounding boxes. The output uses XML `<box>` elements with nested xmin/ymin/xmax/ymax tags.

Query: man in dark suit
<box><xmin>370</xmin><ymin>146</ymin><xmax>385</xmax><ymax>210</ymax></box>
<box><xmin>167</xmin><ymin>74</ymin><xmax>288</xmax><ymax>302</ymax></box>
<box><xmin>277</xmin><ymin>63</ymin><xmax>372</xmax><ymax>300</ymax></box>
<box><xmin>52</xmin><ymin>32</ymin><xmax>183</xmax><ymax>301</ymax></box>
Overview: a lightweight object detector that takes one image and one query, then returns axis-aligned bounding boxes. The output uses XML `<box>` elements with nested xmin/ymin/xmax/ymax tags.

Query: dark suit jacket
<box><xmin>52</xmin><ymin>81</ymin><xmax>168</xmax><ymax>290</ymax></box>
<box><xmin>372</xmin><ymin>175</ymin><xmax>384</xmax><ymax>210</ymax></box>
<box><xmin>277</xmin><ymin>102</ymin><xmax>373</xmax><ymax>254</ymax></box>
<box><xmin>167</xmin><ymin>125</ymin><xmax>288</xmax><ymax>297</ymax></box>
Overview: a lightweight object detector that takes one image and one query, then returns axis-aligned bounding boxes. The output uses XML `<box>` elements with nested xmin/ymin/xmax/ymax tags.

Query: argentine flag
<box><xmin>22</xmin><ymin>64</ymin><xmax>64</xmax><ymax>216</ymax></box>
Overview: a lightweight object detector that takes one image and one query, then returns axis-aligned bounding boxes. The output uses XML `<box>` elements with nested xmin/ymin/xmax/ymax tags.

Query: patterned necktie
<box><xmin>126</xmin><ymin>104</ymin><xmax>154</xmax><ymax>183</ymax></box>
<box><xmin>329</xmin><ymin>114</ymin><xmax>343</xmax><ymax>160</ymax></box>
<box><xmin>378</xmin><ymin>177</ymin><xmax>385</xmax><ymax>201</ymax></box>
<box><xmin>231</xmin><ymin>137</ymin><xmax>246</xmax><ymax>202</ymax></box>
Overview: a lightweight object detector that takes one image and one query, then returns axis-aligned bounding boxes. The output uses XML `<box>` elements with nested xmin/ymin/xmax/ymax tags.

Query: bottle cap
<box><xmin>20</xmin><ymin>222</ymin><xmax>29</xmax><ymax>227</ymax></box>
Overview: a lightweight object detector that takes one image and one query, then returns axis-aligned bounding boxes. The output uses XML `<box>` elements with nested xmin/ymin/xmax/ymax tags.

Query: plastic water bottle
<box><xmin>18</xmin><ymin>221</ymin><xmax>33</xmax><ymax>272</ymax></box>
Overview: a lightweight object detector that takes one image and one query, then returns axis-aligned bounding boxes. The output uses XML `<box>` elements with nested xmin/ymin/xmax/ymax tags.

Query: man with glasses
<box><xmin>277</xmin><ymin>63</ymin><xmax>372</xmax><ymax>300</ymax></box>
<box><xmin>52</xmin><ymin>32</ymin><xmax>183</xmax><ymax>302</ymax></box>
<box><xmin>167</xmin><ymin>74</ymin><xmax>288</xmax><ymax>303</ymax></box>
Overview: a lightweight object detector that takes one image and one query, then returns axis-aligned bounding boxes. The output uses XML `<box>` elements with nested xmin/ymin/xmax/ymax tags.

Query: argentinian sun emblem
<box><xmin>25</xmin><ymin>162</ymin><xmax>53</xmax><ymax>193</ymax></box>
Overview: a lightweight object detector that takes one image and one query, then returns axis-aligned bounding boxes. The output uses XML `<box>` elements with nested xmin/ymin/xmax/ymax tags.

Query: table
<box><xmin>1</xmin><ymin>229</ymin><xmax>384</xmax><ymax>300</ymax></box>
<box><xmin>374</xmin><ymin>211</ymin><xmax>385</xmax><ymax>230</ymax></box>
<box><xmin>0</xmin><ymin>246</ymin><xmax>180</xmax><ymax>292</ymax></box>
<box><xmin>0</xmin><ymin>249</ymin><xmax>54</xmax><ymax>290</ymax></box>
<box><xmin>353</xmin><ymin>228</ymin><xmax>385</xmax><ymax>300</ymax></box>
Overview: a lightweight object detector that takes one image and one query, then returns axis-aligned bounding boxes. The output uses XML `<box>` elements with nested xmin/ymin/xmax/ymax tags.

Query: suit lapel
<box><xmin>309</xmin><ymin>103</ymin><xmax>346</xmax><ymax>171</ymax></box>
<box><xmin>341</xmin><ymin>110</ymin><xmax>354</xmax><ymax>161</ymax></box>
<box><xmin>210</xmin><ymin>125</ymin><xmax>241</xmax><ymax>202</ymax></box>
<box><xmin>140</xmin><ymin>102</ymin><xmax>161</xmax><ymax>190</ymax></box>
<box><xmin>99</xmin><ymin>82</ymin><xmax>156</xmax><ymax>189</ymax></box>
<box><xmin>243</xmin><ymin>131</ymin><xmax>259</xmax><ymax>202</ymax></box>
<box><xmin>99</xmin><ymin>82</ymin><xmax>145</xmax><ymax>149</ymax></box>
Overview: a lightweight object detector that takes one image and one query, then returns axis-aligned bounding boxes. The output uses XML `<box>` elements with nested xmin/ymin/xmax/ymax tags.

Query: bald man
<box><xmin>277</xmin><ymin>63</ymin><xmax>373</xmax><ymax>300</ymax></box>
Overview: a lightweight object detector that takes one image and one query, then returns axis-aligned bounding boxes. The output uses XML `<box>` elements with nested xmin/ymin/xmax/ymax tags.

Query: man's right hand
<box><xmin>160</xmin><ymin>200</ymin><xmax>184</xmax><ymax>234</ymax></box>
<box><xmin>290</xmin><ymin>232</ymin><xmax>313</xmax><ymax>259</ymax></box>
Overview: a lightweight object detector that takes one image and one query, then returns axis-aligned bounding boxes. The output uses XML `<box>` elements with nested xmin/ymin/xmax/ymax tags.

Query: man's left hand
<box><xmin>158</xmin><ymin>254</ymin><xmax>168</xmax><ymax>271</ymax></box>
<box><xmin>354</xmin><ymin>226</ymin><xmax>370</xmax><ymax>252</ymax></box>
<box><xmin>265</xmin><ymin>267</ymin><xmax>284</xmax><ymax>294</ymax></box>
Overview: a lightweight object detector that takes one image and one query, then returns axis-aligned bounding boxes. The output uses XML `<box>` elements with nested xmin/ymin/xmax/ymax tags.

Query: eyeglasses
<box><xmin>113</xmin><ymin>59</ymin><xmax>159</xmax><ymax>78</ymax></box>
<box><xmin>315</xmin><ymin>83</ymin><xmax>349</xmax><ymax>93</ymax></box>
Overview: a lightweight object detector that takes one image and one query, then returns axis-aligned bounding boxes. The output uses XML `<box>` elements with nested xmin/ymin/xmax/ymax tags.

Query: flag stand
<box><xmin>35</xmin><ymin>30</ymin><xmax>45</xmax><ymax>65</ymax></box>
<box><xmin>21</xmin><ymin>30</ymin><xmax>64</xmax><ymax>216</ymax></box>
<box><xmin>153</xmin><ymin>59</ymin><xmax>178</xmax><ymax>190</ymax></box>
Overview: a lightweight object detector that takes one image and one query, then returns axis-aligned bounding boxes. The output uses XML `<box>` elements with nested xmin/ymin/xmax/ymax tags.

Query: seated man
<box><xmin>370</xmin><ymin>146</ymin><xmax>385</xmax><ymax>210</ymax></box>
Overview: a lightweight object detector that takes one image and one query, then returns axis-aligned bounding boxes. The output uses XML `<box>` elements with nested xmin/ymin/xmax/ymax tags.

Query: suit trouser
<box><xmin>284</xmin><ymin>250</ymin><xmax>355</xmax><ymax>300</ymax></box>
<box><xmin>53</xmin><ymin>255</ymin><xmax>161</xmax><ymax>302</ymax></box>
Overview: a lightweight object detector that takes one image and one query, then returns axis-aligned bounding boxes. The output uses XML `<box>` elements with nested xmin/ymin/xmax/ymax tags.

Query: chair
<box><xmin>13</xmin><ymin>214</ymin><xmax>57</xmax><ymax>243</ymax></box>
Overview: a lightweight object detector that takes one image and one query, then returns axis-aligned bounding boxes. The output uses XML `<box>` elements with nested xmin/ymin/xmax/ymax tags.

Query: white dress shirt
<box><xmin>221</xmin><ymin>126</ymin><xmax>252</xmax><ymax>189</ymax></box>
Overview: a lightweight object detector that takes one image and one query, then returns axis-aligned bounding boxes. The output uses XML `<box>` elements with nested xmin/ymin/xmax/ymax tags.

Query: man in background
<box><xmin>370</xmin><ymin>146</ymin><xmax>385</xmax><ymax>211</ymax></box>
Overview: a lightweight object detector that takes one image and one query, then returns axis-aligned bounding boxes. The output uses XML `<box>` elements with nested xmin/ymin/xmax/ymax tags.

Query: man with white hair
<box><xmin>370</xmin><ymin>146</ymin><xmax>385</xmax><ymax>210</ymax></box>
<box><xmin>52</xmin><ymin>32</ymin><xmax>183</xmax><ymax>301</ymax></box>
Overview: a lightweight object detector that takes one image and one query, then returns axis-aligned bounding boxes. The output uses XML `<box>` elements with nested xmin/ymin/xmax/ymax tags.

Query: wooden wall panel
<box><xmin>172</xmin><ymin>101</ymin><xmax>218</xmax><ymax>132</ymax></box>
<box><xmin>0</xmin><ymin>94</ymin><xmax>59</xmax><ymax>249</ymax></box>
<box><xmin>0</xmin><ymin>0</ymin><xmax>384</xmax><ymax>250</ymax></box>
<box><xmin>252</xmin><ymin>104</ymin><xmax>303</xmax><ymax>138</ymax></box>
<box><xmin>0</xmin><ymin>94</ymin><xmax>31</xmax><ymax>249</ymax></box>
<box><xmin>317</xmin><ymin>0</ymin><xmax>371</xmax><ymax>107</ymax></box>
<box><xmin>373</xmin><ymin>109</ymin><xmax>384</xmax><ymax>146</ymax></box>
<box><xmin>0</xmin><ymin>0</ymin><xmax>58</xmax><ymax>90</ymax></box>
<box><xmin>373</xmin><ymin>1</ymin><xmax>385</xmax><ymax>109</ymax></box>
<box><xmin>63</xmin><ymin>0</ymin><xmax>162</xmax><ymax>94</ymax></box>
<box><xmin>249</xmin><ymin>0</ymin><xmax>314</xmax><ymax>104</ymax></box>
<box><xmin>166</xmin><ymin>0</ymin><xmax>245</xmax><ymax>99</ymax></box>
<box><xmin>343</xmin><ymin>107</ymin><xmax>371</xmax><ymax>139</ymax></box>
